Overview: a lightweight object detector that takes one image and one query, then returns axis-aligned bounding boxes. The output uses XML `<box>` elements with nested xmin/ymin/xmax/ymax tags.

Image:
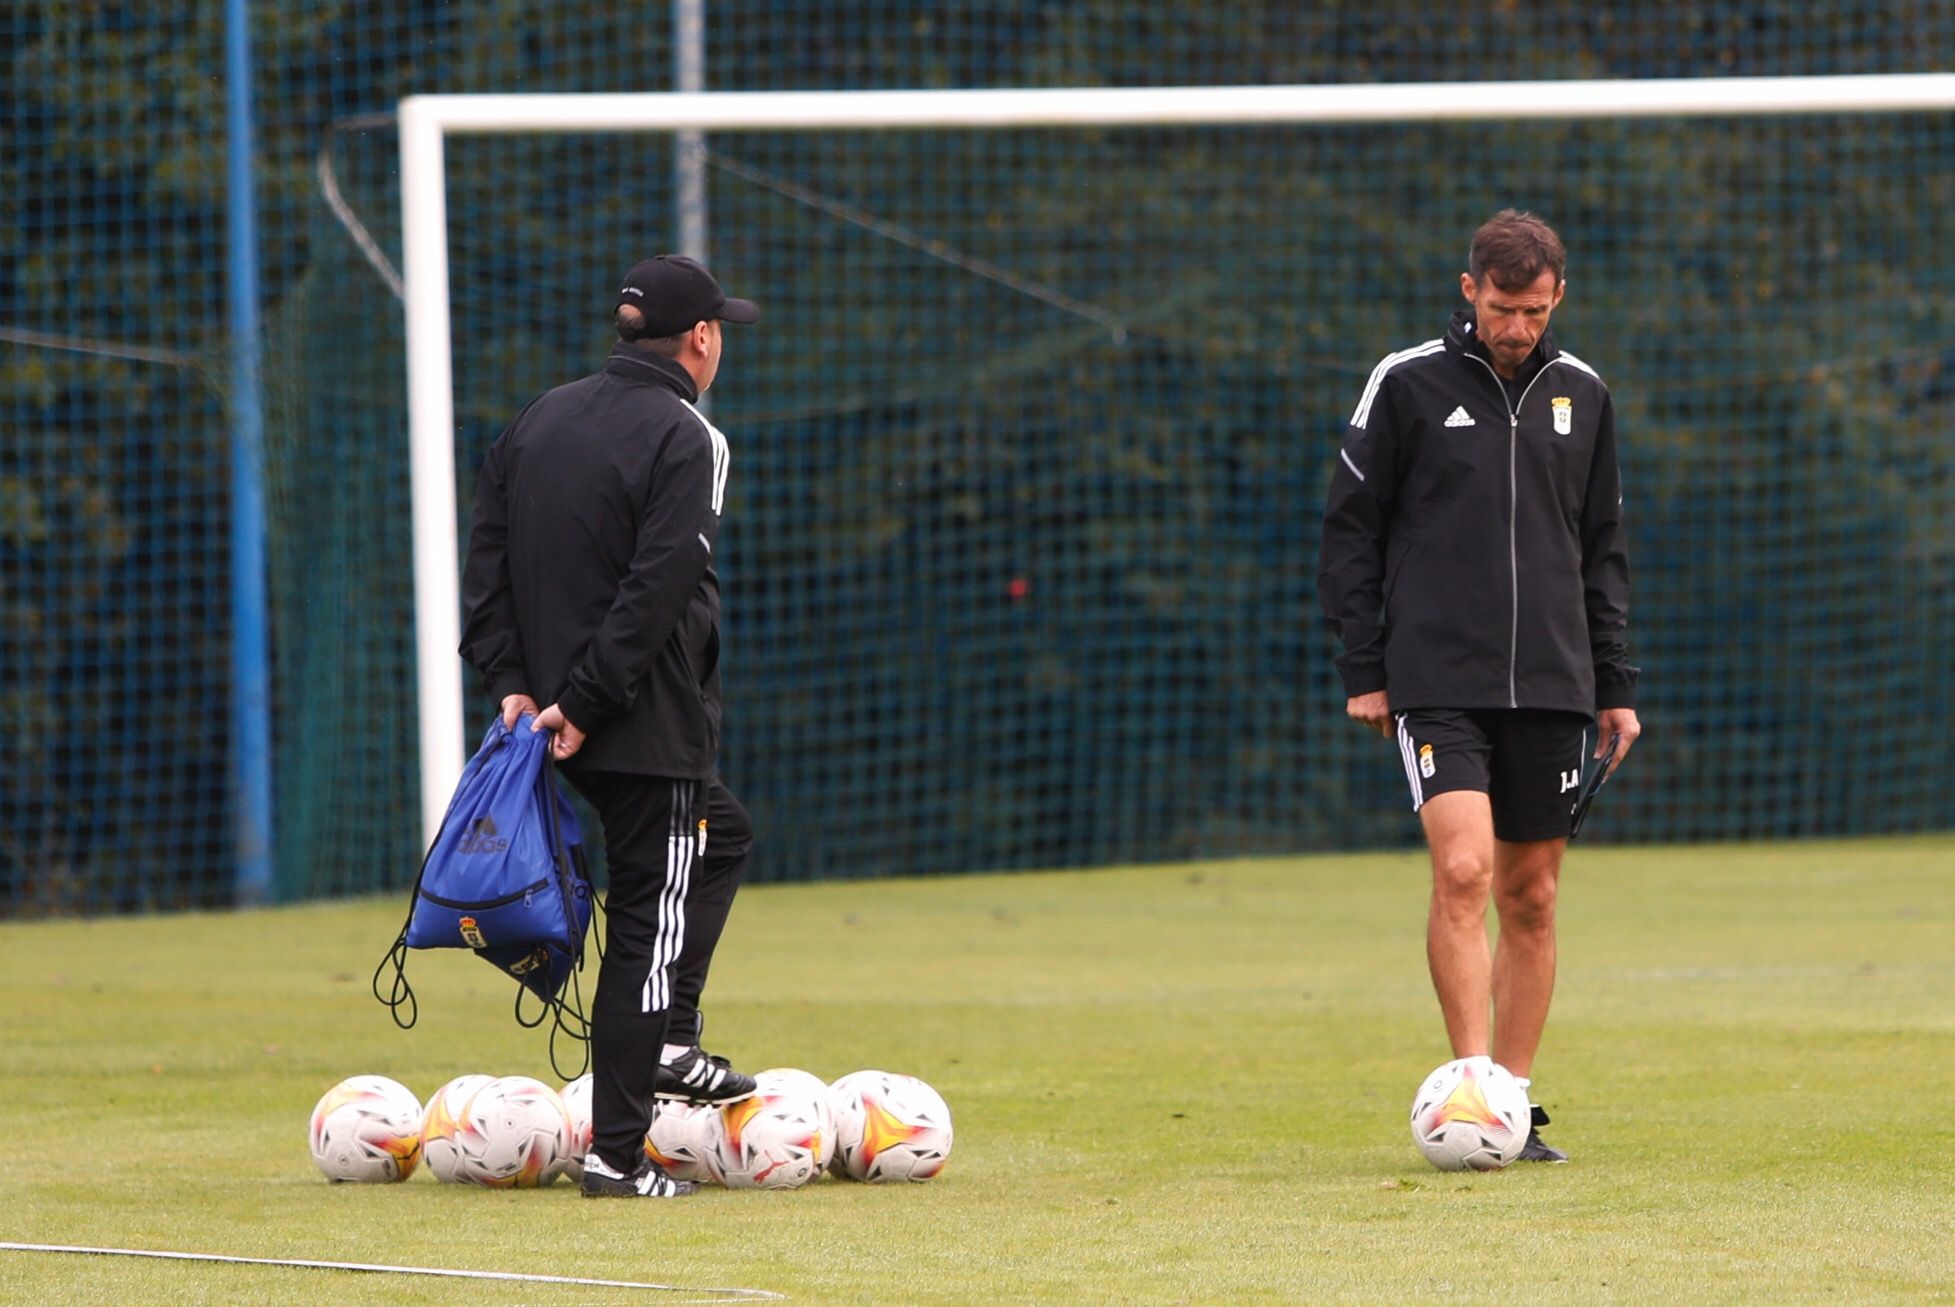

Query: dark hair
<box><xmin>614</xmin><ymin>305</ymin><xmax>689</xmax><ymax>356</ymax></box>
<box><xmin>1468</xmin><ymin>210</ymin><xmax>1566</xmax><ymax>289</ymax></box>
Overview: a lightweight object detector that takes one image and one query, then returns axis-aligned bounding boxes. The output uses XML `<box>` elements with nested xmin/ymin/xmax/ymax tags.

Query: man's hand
<box><xmin>1346</xmin><ymin>689</ymin><xmax>1392</xmax><ymax>739</ymax></box>
<box><xmin>500</xmin><ymin>693</ymin><xmax>540</xmax><ymax>730</ymax></box>
<box><xmin>533</xmin><ymin>702</ymin><xmax>586</xmax><ymax>762</ymax></box>
<box><xmin>1596</xmin><ymin>706</ymin><xmax>1640</xmax><ymax>778</ymax></box>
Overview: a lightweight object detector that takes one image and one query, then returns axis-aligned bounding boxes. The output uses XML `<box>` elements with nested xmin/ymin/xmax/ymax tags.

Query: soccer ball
<box><xmin>1409</xmin><ymin>1057</ymin><xmax>1532</xmax><ymax>1171</ymax></box>
<box><xmin>420</xmin><ymin>1073</ymin><xmax>495</xmax><ymax>1183</ymax></box>
<box><xmin>751</xmin><ymin>1067</ymin><xmax>836</xmax><ymax>1170</ymax></box>
<box><xmin>424</xmin><ymin>1074</ymin><xmax>572</xmax><ymax>1187</ymax></box>
<box><xmin>714</xmin><ymin>1068</ymin><xmax>833</xmax><ymax>1190</ymax></box>
<box><xmin>309</xmin><ymin>1075</ymin><xmax>423</xmax><ymax>1183</ymax></box>
<box><xmin>645</xmin><ymin>1100</ymin><xmax>727</xmax><ymax>1184</ymax></box>
<box><xmin>556</xmin><ymin>1073</ymin><xmax>593</xmax><ymax>1181</ymax></box>
<box><xmin>828</xmin><ymin>1070</ymin><xmax>954</xmax><ymax>1183</ymax></box>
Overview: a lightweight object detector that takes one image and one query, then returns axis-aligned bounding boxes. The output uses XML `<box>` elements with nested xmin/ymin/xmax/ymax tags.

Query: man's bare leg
<box><xmin>1419</xmin><ymin>791</ymin><xmax>1497</xmax><ymax>1058</ymax></box>
<box><xmin>1490</xmin><ymin>836</ymin><xmax>1565</xmax><ymax>1080</ymax></box>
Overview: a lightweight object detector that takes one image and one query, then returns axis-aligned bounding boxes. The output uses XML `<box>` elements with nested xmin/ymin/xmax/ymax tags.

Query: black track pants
<box><xmin>565</xmin><ymin>769</ymin><xmax>752</xmax><ymax>1170</ymax></box>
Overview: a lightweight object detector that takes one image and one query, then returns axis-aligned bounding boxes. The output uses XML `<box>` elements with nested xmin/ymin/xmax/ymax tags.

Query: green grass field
<box><xmin>4</xmin><ymin>837</ymin><xmax>1953</xmax><ymax>1305</ymax></box>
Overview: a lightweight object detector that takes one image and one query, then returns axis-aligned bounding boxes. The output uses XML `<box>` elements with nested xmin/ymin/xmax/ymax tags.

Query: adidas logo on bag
<box><xmin>458</xmin><ymin>815</ymin><xmax>508</xmax><ymax>855</ymax></box>
<box><xmin>1443</xmin><ymin>406</ymin><xmax>1475</xmax><ymax>427</ymax></box>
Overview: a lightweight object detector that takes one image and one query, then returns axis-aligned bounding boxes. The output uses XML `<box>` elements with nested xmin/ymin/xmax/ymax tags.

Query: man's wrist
<box><xmin>554</xmin><ymin>688</ymin><xmax>598</xmax><ymax>736</ymax></box>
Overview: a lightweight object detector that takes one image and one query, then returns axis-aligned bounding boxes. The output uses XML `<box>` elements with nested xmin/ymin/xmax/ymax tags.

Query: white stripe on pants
<box><xmin>641</xmin><ymin>780</ymin><xmax>695</xmax><ymax>1013</ymax></box>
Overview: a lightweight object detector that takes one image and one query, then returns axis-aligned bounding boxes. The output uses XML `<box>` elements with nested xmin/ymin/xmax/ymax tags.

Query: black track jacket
<box><xmin>1318</xmin><ymin>310</ymin><xmax>1637</xmax><ymax>716</ymax></box>
<box><xmin>461</xmin><ymin>346</ymin><xmax>729</xmax><ymax>777</ymax></box>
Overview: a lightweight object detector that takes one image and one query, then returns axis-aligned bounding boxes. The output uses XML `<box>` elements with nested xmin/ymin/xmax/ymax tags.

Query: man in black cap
<box><xmin>460</xmin><ymin>254</ymin><xmax>762</xmax><ymax>1197</ymax></box>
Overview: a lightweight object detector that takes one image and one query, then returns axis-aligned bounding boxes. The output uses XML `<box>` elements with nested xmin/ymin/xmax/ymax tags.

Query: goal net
<box><xmin>266</xmin><ymin>78</ymin><xmax>1955</xmax><ymax>898</ymax></box>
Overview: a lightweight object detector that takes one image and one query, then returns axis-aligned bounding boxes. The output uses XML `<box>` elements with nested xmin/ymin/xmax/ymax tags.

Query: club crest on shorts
<box><xmin>697</xmin><ymin>818</ymin><xmax>708</xmax><ymax>855</ymax></box>
<box><xmin>1551</xmin><ymin>396</ymin><xmax>1573</xmax><ymax>435</ymax></box>
<box><xmin>1418</xmin><ymin>743</ymin><xmax>1436</xmax><ymax>778</ymax></box>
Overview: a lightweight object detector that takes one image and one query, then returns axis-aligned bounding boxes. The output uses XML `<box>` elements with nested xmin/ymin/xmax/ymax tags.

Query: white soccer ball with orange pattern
<box><xmin>420</xmin><ymin>1073</ymin><xmax>495</xmax><ymax>1183</ymax></box>
<box><xmin>308</xmin><ymin>1075</ymin><xmax>423</xmax><ymax>1183</ymax></box>
<box><xmin>714</xmin><ymin>1068</ymin><xmax>833</xmax><ymax>1190</ymax></box>
<box><xmin>645</xmin><ymin>1100</ymin><xmax>727</xmax><ymax>1184</ymax></box>
<box><xmin>828</xmin><ymin>1070</ymin><xmax>953</xmax><ymax>1183</ymax></box>
<box><xmin>751</xmin><ymin>1067</ymin><xmax>837</xmax><ymax>1170</ymax></box>
<box><xmin>555</xmin><ymin>1073</ymin><xmax>594</xmax><ymax>1181</ymax></box>
<box><xmin>424</xmin><ymin>1073</ymin><xmax>571</xmax><ymax>1187</ymax></box>
<box><xmin>1408</xmin><ymin>1057</ymin><xmax>1531</xmax><ymax>1171</ymax></box>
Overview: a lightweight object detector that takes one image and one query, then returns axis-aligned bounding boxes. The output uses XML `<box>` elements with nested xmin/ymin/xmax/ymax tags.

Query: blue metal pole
<box><xmin>224</xmin><ymin>0</ymin><xmax>274</xmax><ymax>905</ymax></box>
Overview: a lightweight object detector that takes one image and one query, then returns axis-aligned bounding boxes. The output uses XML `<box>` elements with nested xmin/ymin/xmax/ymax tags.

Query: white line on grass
<box><xmin>1598</xmin><ymin>962</ymin><xmax>1955</xmax><ymax>982</ymax></box>
<box><xmin>0</xmin><ymin>1242</ymin><xmax>784</xmax><ymax>1302</ymax></box>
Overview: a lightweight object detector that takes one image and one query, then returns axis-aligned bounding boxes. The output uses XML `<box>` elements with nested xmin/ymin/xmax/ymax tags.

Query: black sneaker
<box><xmin>579</xmin><ymin>1153</ymin><xmax>698</xmax><ymax>1198</ymax></box>
<box><xmin>1516</xmin><ymin>1104</ymin><xmax>1568</xmax><ymax>1163</ymax></box>
<box><xmin>654</xmin><ymin>1047</ymin><xmax>757</xmax><ymax>1105</ymax></box>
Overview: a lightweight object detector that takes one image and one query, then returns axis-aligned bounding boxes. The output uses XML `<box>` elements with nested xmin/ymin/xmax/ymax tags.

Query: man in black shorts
<box><xmin>1318</xmin><ymin>210</ymin><xmax>1641</xmax><ymax>1162</ymax></box>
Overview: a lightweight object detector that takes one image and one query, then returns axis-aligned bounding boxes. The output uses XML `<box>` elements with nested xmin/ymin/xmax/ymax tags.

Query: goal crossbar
<box><xmin>402</xmin><ymin>73</ymin><xmax>1955</xmax><ymax>844</ymax></box>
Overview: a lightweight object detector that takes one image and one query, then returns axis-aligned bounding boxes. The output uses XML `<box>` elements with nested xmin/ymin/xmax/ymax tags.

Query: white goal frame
<box><xmin>401</xmin><ymin>73</ymin><xmax>1955</xmax><ymax>845</ymax></box>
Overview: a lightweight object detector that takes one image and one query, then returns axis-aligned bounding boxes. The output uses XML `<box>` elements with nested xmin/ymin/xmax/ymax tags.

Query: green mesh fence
<box><xmin>4</xmin><ymin>3</ymin><xmax>1954</xmax><ymax>913</ymax></box>
<box><xmin>1</xmin><ymin>8</ymin><xmax>234</xmax><ymax>912</ymax></box>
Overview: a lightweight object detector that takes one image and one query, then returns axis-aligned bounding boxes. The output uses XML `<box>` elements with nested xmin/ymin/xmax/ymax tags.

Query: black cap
<box><xmin>615</xmin><ymin>255</ymin><xmax>760</xmax><ymax>336</ymax></box>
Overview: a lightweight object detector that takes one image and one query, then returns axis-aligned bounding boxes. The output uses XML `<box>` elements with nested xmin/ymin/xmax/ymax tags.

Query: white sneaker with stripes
<box><xmin>579</xmin><ymin>1153</ymin><xmax>698</xmax><ymax>1198</ymax></box>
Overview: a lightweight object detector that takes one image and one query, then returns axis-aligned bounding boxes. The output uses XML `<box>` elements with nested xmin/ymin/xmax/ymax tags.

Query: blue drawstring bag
<box><xmin>468</xmin><ymin>779</ymin><xmax>594</xmax><ymax>1006</ymax></box>
<box><xmin>375</xmin><ymin>715</ymin><xmax>597</xmax><ymax>1074</ymax></box>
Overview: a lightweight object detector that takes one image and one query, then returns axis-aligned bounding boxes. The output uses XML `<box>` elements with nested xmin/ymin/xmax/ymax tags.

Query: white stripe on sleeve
<box><xmin>1554</xmin><ymin>351</ymin><xmax>1602</xmax><ymax>382</ymax></box>
<box><xmin>1350</xmin><ymin>340</ymin><xmax>1443</xmax><ymax>430</ymax></box>
<box><xmin>679</xmin><ymin>399</ymin><xmax>732</xmax><ymax>515</ymax></box>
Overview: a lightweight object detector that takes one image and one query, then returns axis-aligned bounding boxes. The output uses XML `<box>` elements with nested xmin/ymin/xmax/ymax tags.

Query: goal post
<box><xmin>400</xmin><ymin>73</ymin><xmax>1955</xmax><ymax>847</ymax></box>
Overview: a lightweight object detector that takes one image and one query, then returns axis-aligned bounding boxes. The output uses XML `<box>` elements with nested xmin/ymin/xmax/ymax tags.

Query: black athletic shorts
<box><xmin>1392</xmin><ymin>708</ymin><xmax>1593</xmax><ymax>843</ymax></box>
